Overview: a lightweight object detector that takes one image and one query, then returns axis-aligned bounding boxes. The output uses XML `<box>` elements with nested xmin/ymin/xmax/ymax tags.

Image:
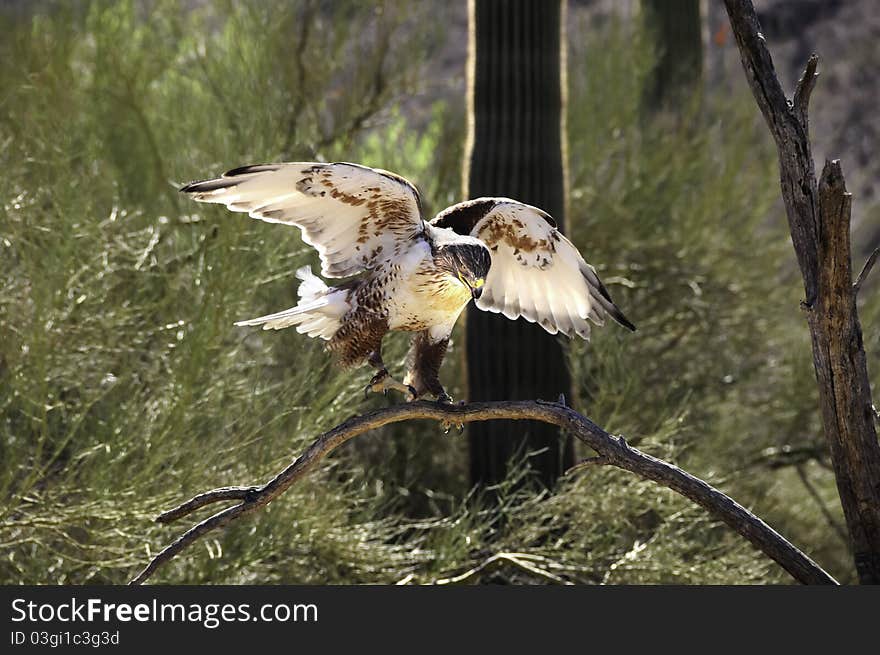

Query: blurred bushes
<box><xmin>1</xmin><ymin>1</ymin><xmax>872</xmax><ymax>584</ymax></box>
<box><xmin>0</xmin><ymin>0</ymin><xmax>449</xmax><ymax>584</ymax></box>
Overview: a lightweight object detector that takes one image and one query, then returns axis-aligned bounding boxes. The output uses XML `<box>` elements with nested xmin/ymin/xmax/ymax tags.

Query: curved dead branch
<box><xmin>129</xmin><ymin>399</ymin><xmax>836</xmax><ymax>585</ymax></box>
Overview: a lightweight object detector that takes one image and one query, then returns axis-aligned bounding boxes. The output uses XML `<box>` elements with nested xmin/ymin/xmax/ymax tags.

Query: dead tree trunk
<box><xmin>723</xmin><ymin>0</ymin><xmax>880</xmax><ymax>584</ymax></box>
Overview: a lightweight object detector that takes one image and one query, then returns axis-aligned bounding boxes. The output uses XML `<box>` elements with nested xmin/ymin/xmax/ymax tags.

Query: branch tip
<box><xmin>854</xmin><ymin>247</ymin><xmax>880</xmax><ymax>296</ymax></box>
<box><xmin>565</xmin><ymin>455</ymin><xmax>608</xmax><ymax>475</ymax></box>
<box><xmin>819</xmin><ymin>158</ymin><xmax>846</xmax><ymax>191</ymax></box>
<box><xmin>793</xmin><ymin>54</ymin><xmax>819</xmax><ymax>119</ymax></box>
<box><xmin>155</xmin><ymin>486</ymin><xmax>260</xmax><ymax>524</ymax></box>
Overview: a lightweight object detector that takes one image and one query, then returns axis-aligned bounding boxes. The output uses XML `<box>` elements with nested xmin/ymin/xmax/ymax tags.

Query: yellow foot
<box><xmin>365</xmin><ymin>369</ymin><xmax>417</xmax><ymax>401</ymax></box>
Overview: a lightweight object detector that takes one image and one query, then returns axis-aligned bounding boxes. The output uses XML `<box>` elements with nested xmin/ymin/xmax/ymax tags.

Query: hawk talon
<box><xmin>440</xmin><ymin>418</ymin><xmax>464</xmax><ymax>435</ymax></box>
<box><xmin>365</xmin><ymin>369</ymin><xmax>387</xmax><ymax>399</ymax></box>
<box><xmin>365</xmin><ymin>369</ymin><xmax>416</xmax><ymax>401</ymax></box>
<box><xmin>437</xmin><ymin>394</ymin><xmax>462</xmax><ymax>431</ymax></box>
<box><xmin>368</xmin><ymin>369</ymin><xmax>389</xmax><ymax>386</ymax></box>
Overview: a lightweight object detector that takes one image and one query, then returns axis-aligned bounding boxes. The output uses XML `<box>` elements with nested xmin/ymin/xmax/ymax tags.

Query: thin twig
<box><xmin>313</xmin><ymin>19</ymin><xmax>393</xmax><ymax>151</ymax></box>
<box><xmin>157</xmin><ymin>487</ymin><xmax>259</xmax><ymax>524</ymax></box>
<box><xmin>432</xmin><ymin>552</ymin><xmax>571</xmax><ymax>585</ymax></box>
<box><xmin>853</xmin><ymin>246</ymin><xmax>880</xmax><ymax>295</ymax></box>
<box><xmin>739</xmin><ymin>443</ymin><xmax>830</xmax><ymax>472</ymax></box>
<box><xmin>794</xmin><ymin>464</ymin><xmax>849</xmax><ymax>546</ymax></box>
<box><xmin>130</xmin><ymin>400</ymin><xmax>837</xmax><ymax>586</ymax></box>
<box><xmin>564</xmin><ymin>455</ymin><xmax>608</xmax><ymax>475</ymax></box>
<box><xmin>281</xmin><ymin>0</ymin><xmax>316</xmax><ymax>158</ymax></box>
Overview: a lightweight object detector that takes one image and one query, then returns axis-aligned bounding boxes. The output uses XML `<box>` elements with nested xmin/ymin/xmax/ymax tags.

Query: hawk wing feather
<box><xmin>180</xmin><ymin>162</ymin><xmax>424</xmax><ymax>278</ymax></box>
<box><xmin>431</xmin><ymin>198</ymin><xmax>635</xmax><ymax>339</ymax></box>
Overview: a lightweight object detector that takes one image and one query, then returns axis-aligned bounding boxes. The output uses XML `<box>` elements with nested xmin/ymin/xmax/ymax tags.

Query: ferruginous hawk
<box><xmin>181</xmin><ymin>162</ymin><xmax>635</xmax><ymax>401</ymax></box>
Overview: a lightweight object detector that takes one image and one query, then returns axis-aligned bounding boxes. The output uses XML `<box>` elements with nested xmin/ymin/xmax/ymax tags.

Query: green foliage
<box><xmin>0</xmin><ymin>0</ymin><xmax>445</xmax><ymax>584</ymax></box>
<box><xmin>1</xmin><ymin>2</ymin><xmax>871</xmax><ymax>584</ymax></box>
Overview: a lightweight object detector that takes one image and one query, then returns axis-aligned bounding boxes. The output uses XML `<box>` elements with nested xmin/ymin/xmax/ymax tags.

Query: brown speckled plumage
<box><xmin>328</xmin><ymin>310</ymin><xmax>389</xmax><ymax>368</ymax></box>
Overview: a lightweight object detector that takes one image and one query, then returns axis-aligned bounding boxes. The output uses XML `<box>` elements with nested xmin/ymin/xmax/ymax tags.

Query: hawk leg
<box><xmin>404</xmin><ymin>332</ymin><xmax>452</xmax><ymax>403</ymax></box>
<box><xmin>364</xmin><ymin>349</ymin><xmax>416</xmax><ymax>401</ymax></box>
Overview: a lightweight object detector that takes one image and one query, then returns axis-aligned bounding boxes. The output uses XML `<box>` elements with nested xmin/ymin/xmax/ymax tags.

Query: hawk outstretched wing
<box><xmin>431</xmin><ymin>198</ymin><xmax>635</xmax><ymax>339</ymax></box>
<box><xmin>181</xmin><ymin>162</ymin><xmax>424</xmax><ymax>278</ymax></box>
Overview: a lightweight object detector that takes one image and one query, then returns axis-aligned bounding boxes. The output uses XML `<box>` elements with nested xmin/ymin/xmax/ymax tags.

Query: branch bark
<box><xmin>724</xmin><ymin>0</ymin><xmax>880</xmax><ymax>584</ymax></box>
<box><xmin>130</xmin><ymin>400</ymin><xmax>836</xmax><ymax>585</ymax></box>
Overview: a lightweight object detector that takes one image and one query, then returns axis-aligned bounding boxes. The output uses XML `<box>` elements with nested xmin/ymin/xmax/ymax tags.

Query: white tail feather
<box><xmin>234</xmin><ymin>266</ymin><xmax>349</xmax><ymax>339</ymax></box>
<box><xmin>295</xmin><ymin>265</ymin><xmax>326</xmax><ymax>299</ymax></box>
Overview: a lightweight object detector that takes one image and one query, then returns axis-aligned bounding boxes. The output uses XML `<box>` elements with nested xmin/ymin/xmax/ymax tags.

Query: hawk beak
<box><xmin>471</xmin><ymin>286</ymin><xmax>482</xmax><ymax>300</ymax></box>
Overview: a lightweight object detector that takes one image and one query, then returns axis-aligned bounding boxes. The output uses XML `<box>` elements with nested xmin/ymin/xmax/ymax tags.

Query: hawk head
<box><xmin>435</xmin><ymin>242</ymin><xmax>492</xmax><ymax>300</ymax></box>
